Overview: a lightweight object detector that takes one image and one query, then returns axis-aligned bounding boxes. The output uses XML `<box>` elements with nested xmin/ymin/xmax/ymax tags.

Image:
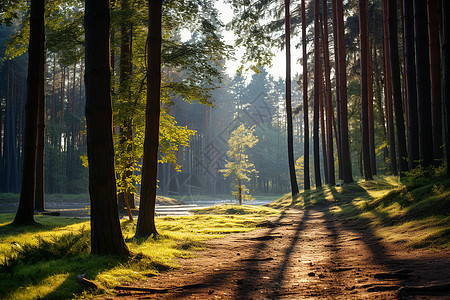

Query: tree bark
<box><xmin>322</xmin><ymin>0</ymin><xmax>335</xmax><ymax>185</ymax></box>
<box><xmin>414</xmin><ymin>0</ymin><xmax>434</xmax><ymax>167</ymax></box>
<box><xmin>335</xmin><ymin>0</ymin><xmax>352</xmax><ymax>183</ymax></box>
<box><xmin>403</xmin><ymin>0</ymin><xmax>419</xmax><ymax>170</ymax></box>
<box><xmin>382</xmin><ymin>0</ymin><xmax>397</xmax><ymax>175</ymax></box>
<box><xmin>14</xmin><ymin>0</ymin><xmax>45</xmax><ymax>225</ymax></box>
<box><xmin>284</xmin><ymin>0</ymin><xmax>300</xmax><ymax>196</ymax></box>
<box><xmin>135</xmin><ymin>0</ymin><xmax>163</xmax><ymax>237</ymax></box>
<box><xmin>428</xmin><ymin>0</ymin><xmax>443</xmax><ymax>164</ymax></box>
<box><xmin>35</xmin><ymin>56</ymin><xmax>46</xmax><ymax>211</ymax></box>
<box><xmin>302</xmin><ymin>0</ymin><xmax>310</xmax><ymax>190</ymax></box>
<box><xmin>360</xmin><ymin>0</ymin><xmax>373</xmax><ymax>180</ymax></box>
<box><xmin>443</xmin><ymin>0</ymin><xmax>450</xmax><ymax>176</ymax></box>
<box><xmin>368</xmin><ymin>41</ymin><xmax>376</xmax><ymax>175</ymax></box>
<box><xmin>313</xmin><ymin>0</ymin><xmax>322</xmax><ymax>188</ymax></box>
<box><xmin>84</xmin><ymin>0</ymin><xmax>130</xmax><ymax>256</ymax></box>
<box><xmin>387</xmin><ymin>0</ymin><xmax>408</xmax><ymax>175</ymax></box>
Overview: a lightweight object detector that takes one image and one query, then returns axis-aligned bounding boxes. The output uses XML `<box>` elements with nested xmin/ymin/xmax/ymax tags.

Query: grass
<box><xmin>269</xmin><ymin>175</ymin><xmax>450</xmax><ymax>249</ymax></box>
<box><xmin>0</xmin><ymin>206</ymin><xmax>278</xmax><ymax>299</ymax></box>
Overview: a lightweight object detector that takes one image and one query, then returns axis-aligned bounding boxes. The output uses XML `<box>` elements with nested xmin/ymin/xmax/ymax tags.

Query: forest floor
<box><xmin>110</xmin><ymin>206</ymin><xmax>450</xmax><ymax>300</ymax></box>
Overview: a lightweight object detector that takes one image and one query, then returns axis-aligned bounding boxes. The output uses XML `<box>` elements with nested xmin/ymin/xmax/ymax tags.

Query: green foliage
<box><xmin>0</xmin><ymin>209</ymin><xmax>275</xmax><ymax>299</ymax></box>
<box><xmin>192</xmin><ymin>204</ymin><xmax>279</xmax><ymax>215</ymax></box>
<box><xmin>220</xmin><ymin>124</ymin><xmax>259</xmax><ymax>202</ymax></box>
<box><xmin>401</xmin><ymin>163</ymin><xmax>447</xmax><ymax>187</ymax></box>
<box><xmin>271</xmin><ymin>176</ymin><xmax>450</xmax><ymax>249</ymax></box>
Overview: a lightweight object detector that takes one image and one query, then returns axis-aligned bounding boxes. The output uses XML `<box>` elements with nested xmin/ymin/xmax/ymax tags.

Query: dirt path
<box><xmin>112</xmin><ymin>207</ymin><xmax>450</xmax><ymax>299</ymax></box>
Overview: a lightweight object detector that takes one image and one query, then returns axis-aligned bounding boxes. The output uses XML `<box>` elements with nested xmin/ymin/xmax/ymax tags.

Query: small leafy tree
<box><xmin>220</xmin><ymin>124</ymin><xmax>259</xmax><ymax>205</ymax></box>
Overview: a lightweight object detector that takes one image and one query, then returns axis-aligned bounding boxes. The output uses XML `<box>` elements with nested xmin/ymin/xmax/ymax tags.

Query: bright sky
<box><xmin>181</xmin><ymin>0</ymin><xmax>302</xmax><ymax>80</ymax></box>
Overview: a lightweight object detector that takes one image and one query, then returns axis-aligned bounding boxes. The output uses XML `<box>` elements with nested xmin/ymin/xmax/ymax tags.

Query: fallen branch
<box><xmin>76</xmin><ymin>274</ymin><xmax>98</xmax><ymax>290</ymax></box>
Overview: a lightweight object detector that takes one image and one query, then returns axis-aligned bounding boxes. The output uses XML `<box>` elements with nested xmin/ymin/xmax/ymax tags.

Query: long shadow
<box><xmin>268</xmin><ymin>208</ymin><xmax>310</xmax><ymax>299</ymax></box>
<box><xmin>327</xmin><ymin>184</ymin><xmax>450</xmax><ymax>298</ymax></box>
<box><xmin>135</xmin><ymin>212</ymin><xmax>292</xmax><ymax>299</ymax></box>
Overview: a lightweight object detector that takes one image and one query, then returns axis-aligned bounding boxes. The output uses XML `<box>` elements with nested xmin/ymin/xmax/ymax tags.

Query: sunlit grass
<box><xmin>0</xmin><ymin>206</ymin><xmax>278</xmax><ymax>299</ymax></box>
<box><xmin>270</xmin><ymin>175</ymin><xmax>450</xmax><ymax>249</ymax></box>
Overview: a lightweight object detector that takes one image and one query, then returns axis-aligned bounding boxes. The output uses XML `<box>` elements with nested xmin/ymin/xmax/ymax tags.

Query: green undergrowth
<box><xmin>0</xmin><ymin>207</ymin><xmax>276</xmax><ymax>299</ymax></box>
<box><xmin>191</xmin><ymin>204</ymin><xmax>279</xmax><ymax>215</ymax></box>
<box><xmin>270</xmin><ymin>175</ymin><xmax>450</xmax><ymax>249</ymax></box>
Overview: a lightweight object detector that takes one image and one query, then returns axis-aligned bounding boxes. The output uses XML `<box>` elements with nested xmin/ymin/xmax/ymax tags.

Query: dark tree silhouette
<box><xmin>403</xmin><ymin>0</ymin><xmax>419</xmax><ymax>169</ymax></box>
<box><xmin>359</xmin><ymin>0</ymin><xmax>373</xmax><ymax>180</ymax></box>
<box><xmin>135</xmin><ymin>0</ymin><xmax>163</xmax><ymax>237</ymax></box>
<box><xmin>14</xmin><ymin>0</ymin><xmax>45</xmax><ymax>225</ymax></box>
<box><xmin>414</xmin><ymin>0</ymin><xmax>434</xmax><ymax>167</ymax></box>
<box><xmin>302</xmin><ymin>0</ymin><xmax>310</xmax><ymax>190</ymax></box>
<box><xmin>387</xmin><ymin>0</ymin><xmax>408</xmax><ymax>175</ymax></box>
<box><xmin>335</xmin><ymin>0</ymin><xmax>352</xmax><ymax>183</ymax></box>
<box><xmin>84</xmin><ymin>0</ymin><xmax>130</xmax><ymax>256</ymax></box>
<box><xmin>284</xmin><ymin>0</ymin><xmax>300</xmax><ymax>196</ymax></box>
<box><xmin>313</xmin><ymin>0</ymin><xmax>322</xmax><ymax>188</ymax></box>
<box><xmin>428</xmin><ymin>0</ymin><xmax>442</xmax><ymax>164</ymax></box>
<box><xmin>443</xmin><ymin>0</ymin><xmax>450</xmax><ymax>176</ymax></box>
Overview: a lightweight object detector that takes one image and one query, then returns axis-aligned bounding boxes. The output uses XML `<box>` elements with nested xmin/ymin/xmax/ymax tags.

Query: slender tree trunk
<box><xmin>387</xmin><ymin>0</ymin><xmax>408</xmax><ymax>175</ymax></box>
<box><xmin>284</xmin><ymin>0</ymin><xmax>300</xmax><ymax>196</ymax></box>
<box><xmin>319</xmin><ymin>52</ymin><xmax>328</xmax><ymax>184</ymax></box>
<box><xmin>336</xmin><ymin>0</ymin><xmax>352</xmax><ymax>183</ymax></box>
<box><xmin>360</xmin><ymin>0</ymin><xmax>373</xmax><ymax>180</ymax></box>
<box><xmin>403</xmin><ymin>0</ymin><xmax>420</xmax><ymax>170</ymax></box>
<box><xmin>368</xmin><ymin>41</ymin><xmax>376</xmax><ymax>175</ymax></box>
<box><xmin>414</xmin><ymin>0</ymin><xmax>434</xmax><ymax>167</ymax></box>
<box><xmin>302</xmin><ymin>0</ymin><xmax>310</xmax><ymax>190</ymax></box>
<box><xmin>14</xmin><ymin>0</ymin><xmax>45</xmax><ymax>225</ymax></box>
<box><xmin>322</xmin><ymin>0</ymin><xmax>335</xmax><ymax>185</ymax></box>
<box><xmin>84</xmin><ymin>0</ymin><xmax>130</xmax><ymax>256</ymax></box>
<box><xmin>35</xmin><ymin>55</ymin><xmax>46</xmax><ymax>211</ymax></box>
<box><xmin>332</xmin><ymin>0</ymin><xmax>343</xmax><ymax>180</ymax></box>
<box><xmin>382</xmin><ymin>1</ymin><xmax>397</xmax><ymax>175</ymax></box>
<box><xmin>443</xmin><ymin>0</ymin><xmax>450</xmax><ymax>176</ymax></box>
<box><xmin>313</xmin><ymin>0</ymin><xmax>322</xmax><ymax>188</ymax></box>
<box><xmin>135</xmin><ymin>0</ymin><xmax>163</xmax><ymax>237</ymax></box>
<box><xmin>428</xmin><ymin>0</ymin><xmax>443</xmax><ymax>164</ymax></box>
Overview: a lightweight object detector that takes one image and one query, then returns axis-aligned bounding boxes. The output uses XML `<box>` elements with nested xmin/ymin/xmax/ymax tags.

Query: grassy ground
<box><xmin>0</xmin><ymin>206</ymin><xmax>276</xmax><ymax>300</ymax></box>
<box><xmin>269</xmin><ymin>175</ymin><xmax>450</xmax><ymax>249</ymax></box>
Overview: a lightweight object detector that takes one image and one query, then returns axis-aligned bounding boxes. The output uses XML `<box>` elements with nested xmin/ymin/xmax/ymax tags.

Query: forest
<box><xmin>0</xmin><ymin>0</ymin><xmax>449</xmax><ymax>299</ymax></box>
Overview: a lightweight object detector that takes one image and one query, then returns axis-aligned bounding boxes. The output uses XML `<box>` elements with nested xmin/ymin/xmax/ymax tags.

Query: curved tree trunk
<box><xmin>84</xmin><ymin>0</ymin><xmax>130</xmax><ymax>256</ymax></box>
<box><xmin>14</xmin><ymin>0</ymin><xmax>45</xmax><ymax>225</ymax></box>
<box><xmin>302</xmin><ymin>0</ymin><xmax>310</xmax><ymax>190</ymax></box>
<box><xmin>135</xmin><ymin>0</ymin><xmax>163</xmax><ymax>237</ymax></box>
<box><xmin>284</xmin><ymin>0</ymin><xmax>299</xmax><ymax>196</ymax></box>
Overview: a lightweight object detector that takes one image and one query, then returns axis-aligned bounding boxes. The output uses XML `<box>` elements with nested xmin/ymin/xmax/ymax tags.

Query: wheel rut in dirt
<box><xmin>113</xmin><ymin>207</ymin><xmax>450</xmax><ymax>299</ymax></box>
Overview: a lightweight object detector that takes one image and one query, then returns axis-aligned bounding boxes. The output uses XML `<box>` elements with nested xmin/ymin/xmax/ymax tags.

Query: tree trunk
<box><xmin>284</xmin><ymin>0</ymin><xmax>300</xmax><ymax>196</ymax></box>
<box><xmin>313</xmin><ymin>0</ymin><xmax>322</xmax><ymax>188</ymax></box>
<box><xmin>322</xmin><ymin>0</ymin><xmax>335</xmax><ymax>185</ymax></box>
<box><xmin>14</xmin><ymin>0</ymin><xmax>45</xmax><ymax>225</ymax></box>
<box><xmin>368</xmin><ymin>41</ymin><xmax>376</xmax><ymax>175</ymax></box>
<box><xmin>35</xmin><ymin>56</ymin><xmax>46</xmax><ymax>211</ymax></box>
<box><xmin>443</xmin><ymin>0</ymin><xmax>450</xmax><ymax>176</ymax></box>
<box><xmin>414</xmin><ymin>0</ymin><xmax>434</xmax><ymax>167</ymax></box>
<box><xmin>382</xmin><ymin>0</ymin><xmax>398</xmax><ymax>175</ymax></box>
<box><xmin>84</xmin><ymin>0</ymin><xmax>130</xmax><ymax>256</ymax></box>
<box><xmin>403</xmin><ymin>0</ymin><xmax>420</xmax><ymax>170</ymax></box>
<box><xmin>428</xmin><ymin>0</ymin><xmax>443</xmax><ymax>164</ymax></box>
<box><xmin>135</xmin><ymin>0</ymin><xmax>163</xmax><ymax>237</ymax></box>
<box><xmin>331</xmin><ymin>0</ymin><xmax>343</xmax><ymax>181</ymax></box>
<box><xmin>336</xmin><ymin>0</ymin><xmax>353</xmax><ymax>183</ymax></box>
<box><xmin>302</xmin><ymin>0</ymin><xmax>310</xmax><ymax>190</ymax></box>
<box><xmin>360</xmin><ymin>0</ymin><xmax>373</xmax><ymax>180</ymax></box>
<box><xmin>387</xmin><ymin>0</ymin><xmax>408</xmax><ymax>175</ymax></box>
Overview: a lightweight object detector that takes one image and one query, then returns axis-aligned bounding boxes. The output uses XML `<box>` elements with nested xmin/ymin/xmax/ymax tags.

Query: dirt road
<box><xmin>112</xmin><ymin>207</ymin><xmax>450</xmax><ymax>299</ymax></box>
